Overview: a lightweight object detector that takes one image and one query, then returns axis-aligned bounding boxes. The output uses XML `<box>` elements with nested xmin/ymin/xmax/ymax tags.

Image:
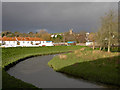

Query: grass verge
<box><xmin>2</xmin><ymin>46</ymin><xmax>84</xmax><ymax>89</ymax></box>
<box><xmin>48</xmin><ymin>47</ymin><xmax>120</xmax><ymax>87</ymax></box>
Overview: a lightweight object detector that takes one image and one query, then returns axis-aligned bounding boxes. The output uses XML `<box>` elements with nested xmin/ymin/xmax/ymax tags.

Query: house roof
<box><xmin>2</xmin><ymin>37</ymin><xmax>16</xmax><ymax>41</ymax></box>
<box><xmin>0</xmin><ymin>36</ymin><xmax>2</xmax><ymax>40</ymax></box>
<box><xmin>2</xmin><ymin>37</ymin><xmax>45</xmax><ymax>41</ymax></box>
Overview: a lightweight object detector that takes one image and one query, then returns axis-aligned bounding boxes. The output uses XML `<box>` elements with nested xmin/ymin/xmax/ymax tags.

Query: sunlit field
<box><xmin>48</xmin><ymin>47</ymin><xmax>120</xmax><ymax>87</ymax></box>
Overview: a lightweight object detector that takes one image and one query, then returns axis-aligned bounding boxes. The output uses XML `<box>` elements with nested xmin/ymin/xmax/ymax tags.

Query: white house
<box><xmin>1</xmin><ymin>37</ymin><xmax>17</xmax><ymax>47</ymax></box>
<box><xmin>51</xmin><ymin>34</ymin><xmax>62</xmax><ymax>38</ymax></box>
<box><xmin>85</xmin><ymin>32</ymin><xmax>94</xmax><ymax>46</ymax></box>
<box><xmin>86</xmin><ymin>42</ymin><xmax>93</xmax><ymax>46</ymax></box>
<box><xmin>40</xmin><ymin>41</ymin><xmax>53</xmax><ymax>46</ymax></box>
<box><xmin>1</xmin><ymin>37</ymin><xmax>53</xmax><ymax>47</ymax></box>
<box><xmin>51</xmin><ymin>35</ymin><xmax>54</xmax><ymax>38</ymax></box>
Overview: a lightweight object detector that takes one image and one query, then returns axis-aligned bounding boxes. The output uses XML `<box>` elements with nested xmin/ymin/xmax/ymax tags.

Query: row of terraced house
<box><xmin>0</xmin><ymin>36</ymin><xmax>53</xmax><ymax>47</ymax></box>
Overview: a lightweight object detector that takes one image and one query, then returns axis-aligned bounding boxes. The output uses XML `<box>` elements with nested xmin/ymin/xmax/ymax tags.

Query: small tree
<box><xmin>76</xmin><ymin>31</ymin><xmax>86</xmax><ymax>43</ymax></box>
<box><xmin>96</xmin><ymin>28</ymin><xmax>107</xmax><ymax>50</ymax></box>
<box><xmin>37</xmin><ymin>29</ymin><xmax>51</xmax><ymax>40</ymax></box>
<box><xmin>97</xmin><ymin>10</ymin><xmax>118</xmax><ymax>52</ymax></box>
<box><xmin>63</xmin><ymin>31</ymin><xmax>76</xmax><ymax>42</ymax></box>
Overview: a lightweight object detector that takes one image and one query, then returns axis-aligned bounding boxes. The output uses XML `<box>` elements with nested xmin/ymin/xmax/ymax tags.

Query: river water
<box><xmin>7</xmin><ymin>54</ymin><xmax>104</xmax><ymax>88</ymax></box>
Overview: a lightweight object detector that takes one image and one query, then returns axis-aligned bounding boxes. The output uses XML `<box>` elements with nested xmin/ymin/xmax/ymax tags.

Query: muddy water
<box><xmin>7</xmin><ymin>54</ymin><xmax>104</xmax><ymax>88</ymax></box>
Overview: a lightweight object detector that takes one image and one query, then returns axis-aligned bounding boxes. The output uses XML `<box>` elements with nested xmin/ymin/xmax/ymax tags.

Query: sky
<box><xmin>1</xmin><ymin>0</ymin><xmax>119</xmax><ymax>2</ymax></box>
<box><xmin>2</xmin><ymin>2</ymin><xmax>118</xmax><ymax>33</ymax></box>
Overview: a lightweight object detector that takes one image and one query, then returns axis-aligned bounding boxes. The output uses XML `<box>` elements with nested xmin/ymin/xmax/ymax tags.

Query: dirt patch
<box><xmin>59</xmin><ymin>54</ymin><xmax>67</xmax><ymax>60</ymax></box>
<box><xmin>74</xmin><ymin>48</ymin><xmax>85</xmax><ymax>54</ymax></box>
<box><xmin>74</xmin><ymin>50</ymin><xmax>79</xmax><ymax>54</ymax></box>
<box><xmin>80</xmin><ymin>48</ymin><xmax>85</xmax><ymax>51</ymax></box>
<box><xmin>92</xmin><ymin>50</ymin><xmax>102</xmax><ymax>54</ymax></box>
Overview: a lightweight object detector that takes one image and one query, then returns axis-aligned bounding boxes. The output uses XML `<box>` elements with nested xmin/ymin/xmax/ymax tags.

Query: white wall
<box><xmin>32</xmin><ymin>41</ymin><xmax>41</xmax><ymax>45</ymax></box>
<box><xmin>4</xmin><ymin>41</ymin><xmax>17</xmax><ymax>47</ymax></box>
<box><xmin>40</xmin><ymin>41</ymin><xmax>53</xmax><ymax>46</ymax></box>
<box><xmin>19</xmin><ymin>41</ymin><xmax>32</xmax><ymax>46</ymax></box>
<box><xmin>2</xmin><ymin>40</ymin><xmax>53</xmax><ymax>47</ymax></box>
<box><xmin>86</xmin><ymin>42</ymin><xmax>93</xmax><ymax>46</ymax></box>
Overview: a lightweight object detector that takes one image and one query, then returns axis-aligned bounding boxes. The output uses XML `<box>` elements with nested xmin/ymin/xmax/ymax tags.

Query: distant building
<box><xmin>69</xmin><ymin>29</ymin><xmax>73</xmax><ymax>35</ymax></box>
<box><xmin>86</xmin><ymin>42</ymin><xmax>93</xmax><ymax>46</ymax></box>
<box><xmin>1</xmin><ymin>37</ymin><xmax>53</xmax><ymax>47</ymax></box>
<box><xmin>85</xmin><ymin>32</ymin><xmax>90</xmax><ymax>42</ymax></box>
<box><xmin>67</xmin><ymin>41</ymin><xmax>76</xmax><ymax>45</ymax></box>
<box><xmin>51</xmin><ymin>35</ymin><xmax>54</xmax><ymax>38</ymax></box>
<box><xmin>51</xmin><ymin>34</ymin><xmax>61</xmax><ymax>38</ymax></box>
<box><xmin>85</xmin><ymin>32</ymin><xmax>94</xmax><ymax>46</ymax></box>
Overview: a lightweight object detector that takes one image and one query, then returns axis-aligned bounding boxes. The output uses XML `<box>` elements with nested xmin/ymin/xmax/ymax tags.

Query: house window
<box><xmin>9</xmin><ymin>41</ymin><xmax>10</xmax><ymax>43</ymax></box>
<box><xmin>23</xmin><ymin>41</ymin><xmax>25</xmax><ymax>43</ymax></box>
<box><xmin>28</xmin><ymin>41</ymin><xmax>29</xmax><ymax>43</ymax></box>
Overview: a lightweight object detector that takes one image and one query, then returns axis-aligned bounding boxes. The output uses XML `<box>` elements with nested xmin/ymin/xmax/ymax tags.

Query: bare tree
<box><xmin>37</xmin><ymin>29</ymin><xmax>51</xmax><ymax>40</ymax></box>
<box><xmin>76</xmin><ymin>31</ymin><xmax>86</xmax><ymax>43</ymax></box>
<box><xmin>97</xmin><ymin>10</ymin><xmax>118</xmax><ymax>52</ymax></box>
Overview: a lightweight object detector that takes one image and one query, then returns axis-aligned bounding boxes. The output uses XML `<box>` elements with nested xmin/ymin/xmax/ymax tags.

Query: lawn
<box><xmin>2</xmin><ymin>46</ymin><xmax>84</xmax><ymax>89</ymax></box>
<box><xmin>48</xmin><ymin>47</ymin><xmax>120</xmax><ymax>87</ymax></box>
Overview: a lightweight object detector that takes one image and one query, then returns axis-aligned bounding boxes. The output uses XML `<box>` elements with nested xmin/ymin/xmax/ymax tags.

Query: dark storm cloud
<box><xmin>0</xmin><ymin>2</ymin><xmax>2</xmax><ymax>33</ymax></box>
<box><xmin>2</xmin><ymin>2</ymin><xmax>117</xmax><ymax>33</ymax></box>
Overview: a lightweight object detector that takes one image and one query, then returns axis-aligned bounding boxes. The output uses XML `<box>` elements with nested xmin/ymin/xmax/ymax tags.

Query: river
<box><xmin>7</xmin><ymin>54</ymin><xmax>104</xmax><ymax>88</ymax></box>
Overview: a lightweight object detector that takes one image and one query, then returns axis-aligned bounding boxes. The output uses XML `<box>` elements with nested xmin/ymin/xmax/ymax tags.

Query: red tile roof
<box><xmin>2</xmin><ymin>37</ymin><xmax>45</xmax><ymax>41</ymax></box>
<box><xmin>2</xmin><ymin>37</ymin><xmax>16</xmax><ymax>41</ymax></box>
<box><xmin>17</xmin><ymin>37</ymin><xmax>45</xmax><ymax>41</ymax></box>
<box><xmin>0</xmin><ymin>36</ymin><xmax>2</xmax><ymax>40</ymax></box>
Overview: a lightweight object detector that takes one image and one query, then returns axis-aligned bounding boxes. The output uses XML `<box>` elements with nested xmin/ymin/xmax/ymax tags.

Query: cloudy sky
<box><xmin>2</xmin><ymin>0</ymin><xmax>119</xmax><ymax>2</ymax></box>
<box><xmin>2</xmin><ymin>2</ymin><xmax>118</xmax><ymax>33</ymax></box>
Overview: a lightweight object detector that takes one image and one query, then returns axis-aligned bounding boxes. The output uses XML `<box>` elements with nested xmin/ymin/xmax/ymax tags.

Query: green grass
<box><xmin>2</xmin><ymin>46</ymin><xmax>84</xmax><ymax>89</ymax></box>
<box><xmin>2</xmin><ymin>70</ymin><xmax>40</xmax><ymax>89</ymax></box>
<box><xmin>2</xmin><ymin>46</ymin><xmax>85</xmax><ymax>68</ymax></box>
<box><xmin>48</xmin><ymin>47</ymin><xmax>120</xmax><ymax>87</ymax></box>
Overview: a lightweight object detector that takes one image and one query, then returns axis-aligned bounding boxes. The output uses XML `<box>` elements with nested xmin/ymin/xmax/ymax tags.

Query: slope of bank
<box><xmin>48</xmin><ymin>48</ymin><xmax>120</xmax><ymax>87</ymax></box>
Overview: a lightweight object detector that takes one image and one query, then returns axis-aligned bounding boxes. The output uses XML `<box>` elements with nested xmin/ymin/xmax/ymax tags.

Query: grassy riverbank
<box><xmin>48</xmin><ymin>47</ymin><xmax>120</xmax><ymax>87</ymax></box>
<box><xmin>2</xmin><ymin>46</ymin><xmax>84</xmax><ymax>89</ymax></box>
